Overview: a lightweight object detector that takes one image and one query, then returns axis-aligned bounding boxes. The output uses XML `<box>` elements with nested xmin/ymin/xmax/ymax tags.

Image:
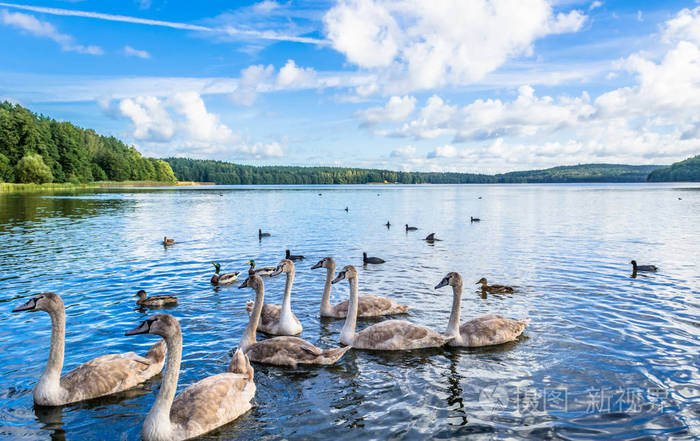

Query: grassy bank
<box><xmin>0</xmin><ymin>181</ymin><xmax>182</xmax><ymax>193</ymax></box>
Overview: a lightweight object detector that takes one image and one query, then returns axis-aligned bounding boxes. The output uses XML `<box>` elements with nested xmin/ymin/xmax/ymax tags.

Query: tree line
<box><xmin>164</xmin><ymin>158</ymin><xmax>664</xmax><ymax>185</ymax></box>
<box><xmin>0</xmin><ymin>101</ymin><xmax>176</xmax><ymax>184</ymax></box>
<box><xmin>647</xmin><ymin>155</ymin><xmax>700</xmax><ymax>182</ymax></box>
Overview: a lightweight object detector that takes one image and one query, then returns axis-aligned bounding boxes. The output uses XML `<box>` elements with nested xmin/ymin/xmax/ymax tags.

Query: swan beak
<box><xmin>434</xmin><ymin>279</ymin><xmax>449</xmax><ymax>289</ymax></box>
<box><xmin>331</xmin><ymin>271</ymin><xmax>346</xmax><ymax>284</ymax></box>
<box><xmin>12</xmin><ymin>297</ymin><xmax>38</xmax><ymax>312</ymax></box>
<box><xmin>311</xmin><ymin>260</ymin><xmax>323</xmax><ymax>270</ymax></box>
<box><xmin>125</xmin><ymin>320</ymin><xmax>151</xmax><ymax>336</ymax></box>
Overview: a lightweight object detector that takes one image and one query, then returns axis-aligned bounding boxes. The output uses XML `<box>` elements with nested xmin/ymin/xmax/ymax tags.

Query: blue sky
<box><xmin>1</xmin><ymin>0</ymin><xmax>699</xmax><ymax>173</ymax></box>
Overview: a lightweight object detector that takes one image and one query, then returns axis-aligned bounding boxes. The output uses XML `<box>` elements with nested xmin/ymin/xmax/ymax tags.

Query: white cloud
<box><xmin>111</xmin><ymin>92</ymin><xmax>284</xmax><ymax>159</ymax></box>
<box><xmin>124</xmin><ymin>45</ymin><xmax>150</xmax><ymax>58</ymax></box>
<box><xmin>232</xmin><ymin>64</ymin><xmax>275</xmax><ymax>106</ymax></box>
<box><xmin>324</xmin><ymin>0</ymin><xmax>586</xmax><ymax>94</ymax></box>
<box><xmin>390</xmin><ymin>145</ymin><xmax>415</xmax><ymax>157</ymax></box>
<box><xmin>1</xmin><ymin>10</ymin><xmax>103</xmax><ymax>54</ymax></box>
<box><xmin>663</xmin><ymin>7</ymin><xmax>700</xmax><ymax>46</ymax></box>
<box><xmin>356</xmin><ymin>95</ymin><xmax>416</xmax><ymax>127</ymax></box>
<box><xmin>427</xmin><ymin>144</ymin><xmax>461</xmax><ymax>159</ymax></box>
<box><xmin>276</xmin><ymin>59</ymin><xmax>317</xmax><ymax>89</ymax></box>
<box><xmin>589</xmin><ymin>1</ymin><xmax>603</xmax><ymax>11</ymax></box>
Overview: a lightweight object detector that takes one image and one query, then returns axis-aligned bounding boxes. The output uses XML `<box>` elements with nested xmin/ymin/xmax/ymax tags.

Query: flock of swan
<box><xmin>13</xmin><ymin>228</ymin><xmax>658</xmax><ymax>441</ymax></box>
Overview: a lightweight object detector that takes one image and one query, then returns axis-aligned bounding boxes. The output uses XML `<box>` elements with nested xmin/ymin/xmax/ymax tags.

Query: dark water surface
<box><xmin>0</xmin><ymin>184</ymin><xmax>698</xmax><ymax>440</ymax></box>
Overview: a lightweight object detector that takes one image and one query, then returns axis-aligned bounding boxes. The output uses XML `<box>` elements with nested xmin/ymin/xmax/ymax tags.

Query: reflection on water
<box><xmin>0</xmin><ymin>183</ymin><xmax>699</xmax><ymax>440</ymax></box>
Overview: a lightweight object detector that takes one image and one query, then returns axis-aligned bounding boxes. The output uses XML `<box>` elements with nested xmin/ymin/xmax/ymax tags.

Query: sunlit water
<box><xmin>0</xmin><ymin>184</ymin><xmax>699</xmax><ymax>440</ymax></box>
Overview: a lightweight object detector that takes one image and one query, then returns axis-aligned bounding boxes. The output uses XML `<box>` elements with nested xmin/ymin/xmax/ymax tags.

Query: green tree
<box><xmin>15</xmin><ymin>153</ymin><xmax>53</xmax><ymax>183</ymax></box>
<box><xmin>0</xmin><ymin>153</ymin><xmax>13</xmax><ymax>182</ymax></box>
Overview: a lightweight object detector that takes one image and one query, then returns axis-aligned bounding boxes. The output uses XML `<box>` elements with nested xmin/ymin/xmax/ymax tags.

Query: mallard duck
<box><xmin>285</xmin><ymin>249</ymin><xmax>304</xmax><ymax>261</ymax></box>
<box><xmin>476</xmin><ymin>278</ymin><xmax>514</xmax><ymax>294</ymax></box>
<box><xmin>210</xmin><ymin>263</ymin><xmax>240</xmax><ymax>285</ymax></box>
<box><xmin>313</xmin><ymin>257</ymin><xmax>409</xmax><ymax>318</ymax></box>
<box><xmin>362</xmin><ymin>252</ymin><xmax>385</xmax><ymax>264</ymax></box>
<box><xmin>239</xmin><ymin>274</ymin><xmax>350</xmax><ymax>367</ymax></box>
<box><xmin>135</xmin><ymin>290</ymin><xmax>178</xmax><ymax>307</ymax></box>
<box><xmin>12</xmin><ymin>293</ymin><xmax>166</xmax><ymax>406</ymax></box>
<box><xmin>470</xmin><ymin>217</ymin><xmax>480</xmax><ymax>222</ymax></box>
<box><xmin>258</xmin><ymin>229</ymin><xmax>270</xmax><ymax>239</ymax></box>
<box><xmin>247</xmin><ymin>260</ymin><xmax>275</xmax><ymax>277</ymax></box>
<box><xmin>405</xmin><ymin>224</ymin><xmax>418</xmax><ymax>231</ymax></box>
<box><xmin>631</xmin><ymin>260</ymin><xmax>658</xmax><ymax>272</ymax></box>
<box><xmin>332</xmin><ymin>266</ymin><xmax>452</xmax><ymax>350</ymax></box>
<box><xmin>163</xmin><ymin>237</ymin><xmax>175</xmax><ymax>246</ymax></box>
<box><xmin>436</xmin><ymin>272</ymin><xmax>528</xmax><ymax>347</ymax></box>
<box><xmin>126</xmin><ymin>314</ymin><xmax>255</xmax><ymax>441</ymax></box>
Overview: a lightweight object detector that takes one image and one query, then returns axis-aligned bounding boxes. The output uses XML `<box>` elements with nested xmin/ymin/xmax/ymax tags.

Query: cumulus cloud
<box><xmin>276</xmin><ymin>59</ymin><xmax>317</xmax><ymax>89</ymax></box>
<box><xmin>324</xmin><ymin>0</ymin><xmax>586</xmax><ymax>94</ymax></box>
<box><xmin>390</xmin><ymin>145</ymin><xmax>415</xmax><ymax>157</ymax></box>
<box><xmin>355</xmin><ymin>95</ymin><xmax>416</xmax><ymax>127</ymax></box>
<box><xmin>124</xmin><ymin>45</ymin><xmax>150</xmax><ymax>58</ymax></box>
<box><xmin>110</xmin><ymin>92</ymin><xmax>283</xmax><ymax>159</ymax></box>
<box><xmin>1</xmin><ymin>10</ymin><xmax>103</xmax><ymax>54</ymax></box>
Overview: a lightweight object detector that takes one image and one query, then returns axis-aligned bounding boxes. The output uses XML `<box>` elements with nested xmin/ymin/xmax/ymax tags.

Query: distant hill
<box><xmin>0</xmin><ymin>101</ymin><xmax>176</xmax><ymax>184</ymax></box>
<box><xmin>164</xmin><ymin>158</ymin><xmax>666</xmax><ymax>185</ymax></box>
<box><xmin>647</xmin><ymin>155</ymin><xmax>700</xmax><ymax>182</ymax></box>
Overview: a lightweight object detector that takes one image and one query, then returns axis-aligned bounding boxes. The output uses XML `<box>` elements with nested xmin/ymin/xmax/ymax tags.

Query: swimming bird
<box><xmin>285</xmin><ymin>249</ymin><xmax>304</xmax><ymax>261</ymax></box>
<box><xmin>245</xmin><ymin>259</ymin><xmax>302</xmax><ymax>336</ymax></box>
<box><xmin>424</xmin><ymin>233</ymin><xmax>440</xmax><ymax>242</ymax></box>
<box><xmin>258</xmin><ymin>229</ymin><xmax>271</xmax><ymax>239</ymax></box>
<box><xmin>476</xmin><ymin>277</ymin><xmax>514</xmax><ymax>294</ymax></box>
<box><xmin>436</xmin><ymin>272</ymin><xmax>528</xmax><ymax>347</ymax></box>
<box><xmin>12</xmin><ymin>293</ymin><xmax>166</xmax><ymax>406</ymax></box>
<box><xmin>332</xmin><ymin>266</ymin><xmax>452</xmax><ymax>350</ymax></box>
<box><xmin>312</xmin><ymin>257</ymin><xmax>409</xmax><ymax>318</ymax></box>
<box><xmin>363</xmin><ymin>252</ymin><xmax>385</xmax><ymax>264</ymax></box>
<box><xmin>630</xmin><ymin>260</ymin><xmax>658</xmax><ymax>272</ymax></box>
<box><xmin>247</xmin><ymin>260</ymin><xmax>276</xmax><ymax>277</ymax></box>
<box><xmin>163</xmin><ymin>237</ymin><xmax>175</xmax><ymax>246</ymax></box>
<box><xmin>239</xmin><ymin>274</ymin><xmax>350</xmax><ymax>367</ymax></box>
<box><xmin>126</xmin><ymin>314</ymin><xmax>255</xmax><ymax>441</ymax></box>
<box><xmin>345</xmin><ymin>206</ymin><xmax>349</xmax><ymax>212</ymax></box>
<box><xmin>135</xmin><ymin>290</ymin><xmax>178</xmax><ymax>307</ymax></box>
<box><xmin>405</xmin><ymin>224</ymin><xmax>418</xmax><ymax>231</ymax></box>
<box><xmin>470</xmin><ymin>217</ymin><xmax>480</xmax><ymax>222</ymax></box>
<box><xmin>385</xmin><ymin>221</ymin><xmax>391</xmax><ymax>228</ymax></box>
<box><xmin>210</xmin><ymin>263</ymin><xmax>239</xmax><ymax>285</ymax></box>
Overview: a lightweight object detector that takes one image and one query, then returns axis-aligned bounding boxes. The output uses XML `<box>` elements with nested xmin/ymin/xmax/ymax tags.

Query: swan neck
<box><xmin>145</xmin><ymin>330</ymin><xmax>182</xmax><ymax>437</ymax></box>
<box><xmin>447</xmin><ymin>283</ymin><xmax>462</xmax><ymax>336</ymax></box>
<box><xmin>320</xmin><ymin>263</ymin><xmax>335</xmax><ymax>315</ymax></box>
<box><xmin>281</xmin><ymin>269</ymin><xmax>294</xmax><ymax>316</ymax></box>
<box><xmin>240</xmin><ymin>283</ymin><xmax>264</xmax><ymax>351</ymax></box>
<box><xmin>340</xmin><ymin>276</ymin><xmax>359</xmax><ymax>345</ymax></box>
<box><xmin>41</xmin><ymin>307</ymin><xmax>65</xmax><ymax>389</ymax></box>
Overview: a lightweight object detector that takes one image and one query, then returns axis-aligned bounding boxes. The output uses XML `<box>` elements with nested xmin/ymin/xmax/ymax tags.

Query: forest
<box><xmin>647</xmin><ymin>155</ymin><xmax>700</xmax><ymax>182</ymax></box>
<box><xmin>0</xmin><ymin>102</ymin><xmax>176</xmax><ymax>184</ymax></box>
<box><xmin>164</xmin><ymin>158</ymin><xmax>664</xmax><ymax>185</ymax></box>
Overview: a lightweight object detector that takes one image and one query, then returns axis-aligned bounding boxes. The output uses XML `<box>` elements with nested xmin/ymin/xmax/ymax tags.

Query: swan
<box><xmin>247</xmin><ymin>259</ymin><xmax>275</xmax><ymax>277</ymax></box>
<box><xmin>312</xmin><ymin>257</ymin><xmax>409</xmax><ymax>318</ymax></box>
<box><xmin>245</xmin><ymin>259</ymin><xmax>302</xmax><ymax>336</ymax></box>
<box><xmin>332</xmin><ymin>266</ymin><xmax>452</xmax><ymax>350</ymax></box>
<box><xmin>12</xmin><ymin>293</ymin><xmax>166</xmax><ymax>406</ymax></box>
<box><xmin>631</xmin><ymin>260</ymin><xmax>657</xmax><ymax>272</ymax></box>
<box><xmin>285</xmin><ymin>249</ymin><xmax>304</xmax><ymax>261</ymax></box>
<box><xmin>126</xmin><ymin>314</ymin><xmax>255</xmax><ymax>441</ymax></box>
<box><xmin>476</xmin><ymin>277</ymin><xmax>514</xmax><ymax>294</ymax></box>
<box><xmin>258</xmin><ymin>229</ymin><xmax>270</xmax><ymax>239</ymax></box>
<box><xmin>210</xmin><ymin>263</ymin><xmax>239</xmax><ymax>285</ymax></box>
<box><xmin>405</xmin><ymin>224</ymin><xmax>418</xmax><ymax>231</ymax></box>
<box><xmin>239</xmin><ymin>274</ymin><xmax>350</xmax><ymax>367</ymax></box>
<box><xmin>362</xmin><ymin>252</ymin><xmax>385</xmax><ymax>264</ymax></box>
<box><xmin>135</xmin><ymin>290</ymin><xmax>178</xmax><ymax>307</ymax></box>
<box><xmin>163</xmin><ymin>237</ymin><xmax>175</xmax><ymax>246</ymax></box>
<box><xmin>435</xmin><ymin>272</ymin><xmax>528</xmax><ymax>347</ymax></box>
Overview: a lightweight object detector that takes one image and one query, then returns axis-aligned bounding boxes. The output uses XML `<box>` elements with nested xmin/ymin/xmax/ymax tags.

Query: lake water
<box><xmin>0</xmin><ymin>183</ymin><xmax>698</xmax><ymax>440</ymax></box>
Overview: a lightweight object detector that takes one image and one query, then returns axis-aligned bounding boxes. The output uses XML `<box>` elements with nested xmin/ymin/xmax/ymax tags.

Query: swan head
<box><xmin>311</xmin><ymin>257</ymin><xmax>334</xmax><ymax>270</ymax></box>
<box><xmin>435</xmin><ymin>272</ymin><xmax>462</xmax><ymax>289</ymax></box>
<box><xmin>126</xmin><ymin>313</ymin><xmax>179</xmax><ymax>338</ymax></box>
<box><xmin>332</xmin><ymin>265</ymin><xmax>357</xmax><ymax>284</ymax></box>
<box><xmin>271</xmin><ymin>259</ymin><xmax>294</xmax><ymax>277</ymax></box>
<box><xmin>12</xmin><ymin>292</ymin><xmax>63</xmax><ymax>313</ymax></box>
<box><xmin>476</xmin><ymin>277</ymin><xmax>488</xmax><ymax>286</ymax></box>
<box><xmin>239</xmin><ymin>273</ymin><xmax>263</xmax><ymax>290</ymax></box>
